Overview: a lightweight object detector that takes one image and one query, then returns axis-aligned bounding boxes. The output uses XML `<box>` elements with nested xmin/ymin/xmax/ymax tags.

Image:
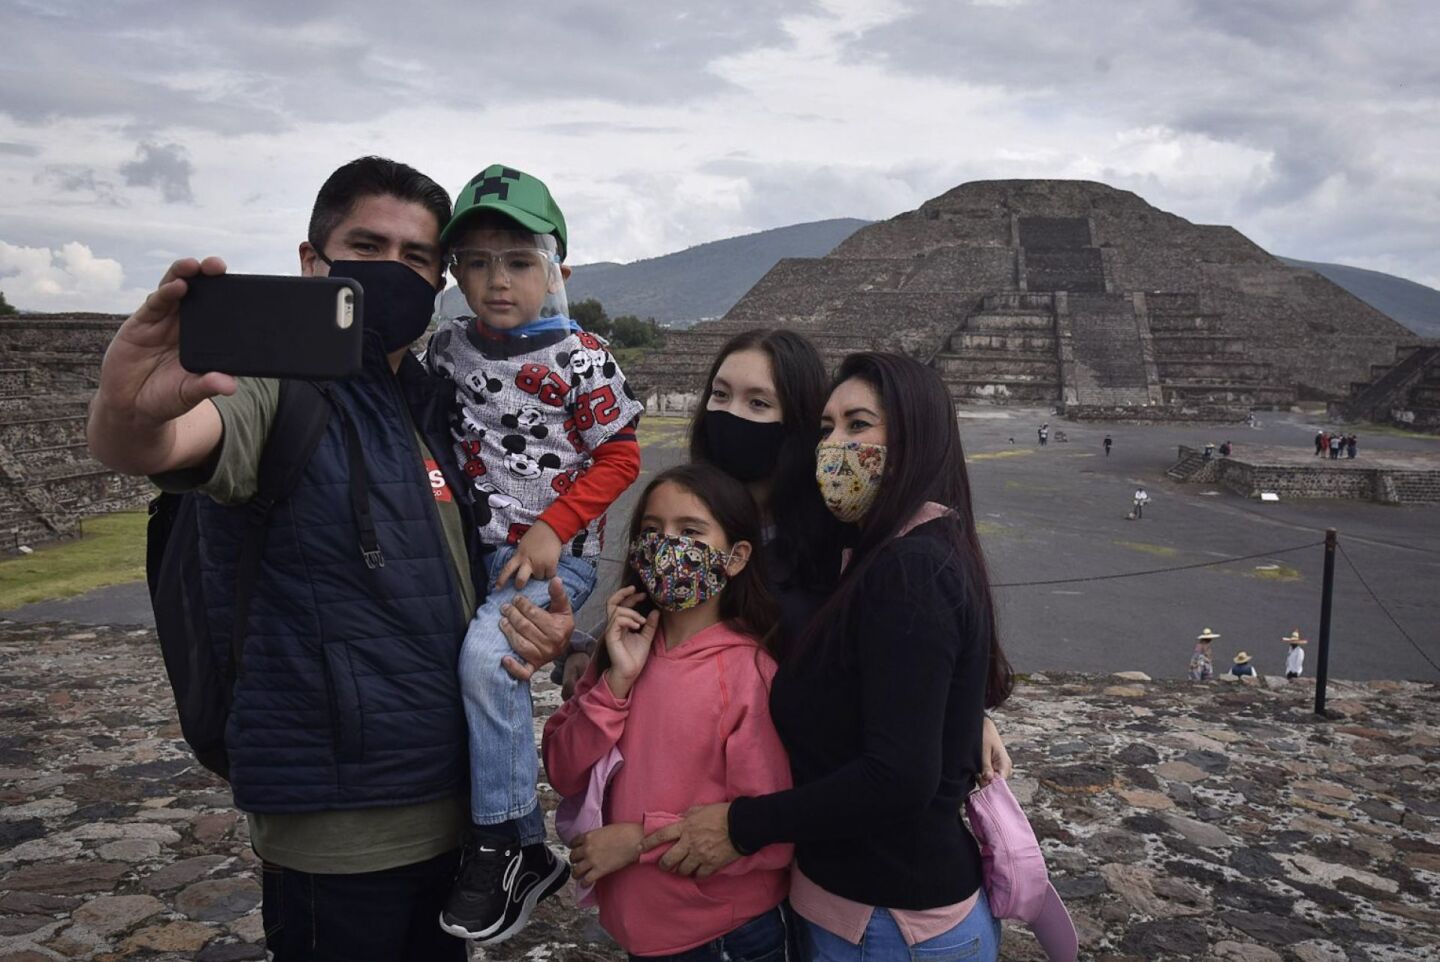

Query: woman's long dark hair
<box><xmin>688</xmin><ymin>329</ymin><xmax>842</xmax><ymax>590</ymax></box>
<box><xmin>801</xmin><ymin>352</ymin><xmax>1014</xmax><ymax>710</ymax></box>
<box><xmin>594</xmin><ymin>463</ymin><xmax>784</xmax><ymax>673</ymax></box>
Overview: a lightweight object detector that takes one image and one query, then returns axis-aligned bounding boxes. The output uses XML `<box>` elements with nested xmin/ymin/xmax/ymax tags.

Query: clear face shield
<box><xmin>437</xmin><ymin>231</ymin><xmax>569</xmax><ymax>326</ymax></box>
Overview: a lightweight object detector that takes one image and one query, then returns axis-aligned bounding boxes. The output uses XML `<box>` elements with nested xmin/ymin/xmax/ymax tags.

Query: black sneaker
<box><xmin>439</xmin><ymin>832</ymin><xmax>570</xmax><ymax>942</ymax></box>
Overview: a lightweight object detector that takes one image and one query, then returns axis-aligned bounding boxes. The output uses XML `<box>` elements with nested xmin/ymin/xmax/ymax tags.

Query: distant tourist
<box><xmin>1130</xmin><ymin>486</ymin><xmax>1150</xmax><ymax>520</ymax></box>
<box><xmin>1329</xmin><ymin>434</ymin><xmax>1342</xmax><ymax>459</ymax></box>
<box><xmin>1203</xmin><ymin>442</ymin><xmax>1215</xmax><ymax>460</ymax></box>
<box><xmin>1219</xmin><ymin>440</ymin><xmax>1232</xmax><ymax>457</ymax></box>
<box><xmin>1315</xmin><ymin>431</ymin><xmax>1326</xmax><ymax>456</ymax></box>
<box><xmin>1347</xmin><ymin>434</ymin><xmax>1358</xmax><ymax>459</ymax></box>
<box><xmin>1189</xmin><ymin>629</ymin><xmax>1219</xmax><ymax>681</ymax></box>
<box><xmin>1229</xmin><ymin>651</ymin><xmax>1258</xmax><ymax>682</ymax></box>
<box><xmin>1038</xmin><ymin>423</ymin><xmax>1049</xmax><ymax>446</ymax></box>
<box><xmin>1284</xmin><ymin>630</ymin><xmax>1308</xmax><ymax>679</ymax></box>
<box><xmin>1104</xmin><ymin>434</ymin><xmax>1112</xmax><ymax>456</ymax></box>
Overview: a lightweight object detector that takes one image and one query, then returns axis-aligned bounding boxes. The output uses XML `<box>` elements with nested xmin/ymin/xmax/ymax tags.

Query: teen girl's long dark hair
<box><xmin>801</xmin><ymin>352</ymin><xmax>1014</xmax><ymax>710</ymax></box>
<box><xmin>688</xmin><ymin>329</ymin><xmax>843</xmax><ymax>590</ymax></box>
<box><xmin>594</xmin><ymin>463</ymin><xmax>784</xmax><ymax>674</ymax></box>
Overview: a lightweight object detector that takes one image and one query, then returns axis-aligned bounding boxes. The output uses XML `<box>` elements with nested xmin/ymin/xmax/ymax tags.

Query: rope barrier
<box><xmin>1336</xmin><ymin>543</ymin><xmax>1440</xmax><ymax>676</ymax></box>
<box><xmin>991</xmin><ymin>541</ymin><xmax>1326</xmax><ymax>588</ymax></box>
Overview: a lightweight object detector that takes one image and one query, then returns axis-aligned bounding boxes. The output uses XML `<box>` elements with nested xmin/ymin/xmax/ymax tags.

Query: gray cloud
<box><xmin>119</xmin><ymin>143</ymin><xmax>194</xmax><ymax>203</ymax></box>
<box><xmin>850</xmin><ymin>0</ymin><xmax>1439</xmax><ymax>212</ymax></box>
<box><xmin>0</xmin><ymin>142</ymin><xmax>41</xmax><ymax>156</ymax></box>
<box><xmin>0</xmin><ymin>1</ymin><xmax>815</xmax><ymax>136</ymax></box>
<box><xmin>33</xmin><ymin>165</ymin><xmax>123</xmax><ymax>206</ymax></box>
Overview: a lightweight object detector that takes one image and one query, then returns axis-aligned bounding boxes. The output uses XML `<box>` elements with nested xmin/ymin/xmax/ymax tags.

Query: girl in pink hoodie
<box><xmin>542</xmin><ymin>463</ymin><xmax>795</xmax><ymax>960</ymax></box>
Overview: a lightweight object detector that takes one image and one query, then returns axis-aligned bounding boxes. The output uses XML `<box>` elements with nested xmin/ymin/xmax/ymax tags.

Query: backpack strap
<box><xmin>230</xmin><ymin>379</ymin><xmax>332</xmax><ymax>678</ymax></box>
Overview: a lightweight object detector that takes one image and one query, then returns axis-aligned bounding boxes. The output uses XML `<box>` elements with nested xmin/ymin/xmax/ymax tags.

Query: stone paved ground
<box><xmin>2</xmin><ymin>622</ymin><xmax>1438</xmax><ymax>960</ymax></box>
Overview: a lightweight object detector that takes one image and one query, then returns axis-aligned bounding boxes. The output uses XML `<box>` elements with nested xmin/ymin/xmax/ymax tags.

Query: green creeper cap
<box><xmin>442</xmin><ymin>164</ymin><xmax>569</xmax><ymax>260</ymax></box>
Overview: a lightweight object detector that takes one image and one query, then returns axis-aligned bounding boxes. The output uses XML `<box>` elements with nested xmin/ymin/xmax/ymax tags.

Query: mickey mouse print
<box><xmin>424</xmin><ymin>320</ymin><xmax>644</xmax><ymax>557</ymax></box>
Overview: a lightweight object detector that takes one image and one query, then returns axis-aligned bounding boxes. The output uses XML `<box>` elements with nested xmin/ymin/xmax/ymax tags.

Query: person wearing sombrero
<box><xmin>1284</xmin><ymin>630</ymin><xmax>1309</xmax><ymax>679</ymax></box>
<box><xmin>1229</xmin><ymin>651</ymin><xmax>1258</xmax><ymax>682</ymax></box>
<box><xmin>1188</xmin><ymin>629</ymin><xmax>1219</xmax><ymax>681</ymax></box>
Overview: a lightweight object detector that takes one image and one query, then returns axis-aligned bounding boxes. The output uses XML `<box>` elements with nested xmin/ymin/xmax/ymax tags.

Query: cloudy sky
<box><xmin>1</xmin><ymin>0</ymin><xmax>1437</xmax><ymax>312</ymax></box>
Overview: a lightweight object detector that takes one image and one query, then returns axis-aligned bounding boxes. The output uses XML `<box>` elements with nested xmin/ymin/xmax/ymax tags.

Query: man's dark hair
<box><xmin>308</xmin><ymin>156</ymin><xmax>452</xmax><ymax>254</ymax></box>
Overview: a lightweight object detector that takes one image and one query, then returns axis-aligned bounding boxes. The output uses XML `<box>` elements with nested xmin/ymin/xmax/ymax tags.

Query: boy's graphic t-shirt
<box><xmin>425</xmin><ymin>319</ymin><xmax>644</xmax><ymax>558</ymax></box>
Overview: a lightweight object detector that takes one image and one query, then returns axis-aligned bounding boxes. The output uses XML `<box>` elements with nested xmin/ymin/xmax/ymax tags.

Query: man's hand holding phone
<box><xmin>88</xmin><ymin>257</ymin><xmax>236</xmax><ymax>476</ymax></box>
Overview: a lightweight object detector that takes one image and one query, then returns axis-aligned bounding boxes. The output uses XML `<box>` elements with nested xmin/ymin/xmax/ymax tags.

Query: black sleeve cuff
<box><xmin>728</xmin><ymin>796</ymin><xmax>763</xmax><ymax>856</ymax></box>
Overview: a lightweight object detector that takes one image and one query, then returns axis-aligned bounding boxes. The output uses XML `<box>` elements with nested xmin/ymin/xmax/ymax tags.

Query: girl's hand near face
<box><xmin>603</xmin><ymin>586</ymin><xmax>659</xmax><ymax>699</ymax></box>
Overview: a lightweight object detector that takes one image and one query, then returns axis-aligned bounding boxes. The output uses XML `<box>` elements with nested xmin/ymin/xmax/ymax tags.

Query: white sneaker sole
<box><xmin>438</xmin><ymin>852</ymin><xmax>569</xmax><ymax>943</ymax></box>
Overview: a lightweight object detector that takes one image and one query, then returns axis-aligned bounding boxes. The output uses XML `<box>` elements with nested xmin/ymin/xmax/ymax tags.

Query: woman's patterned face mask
<box><xmin>627</xmin><ymin>531</ymin><xmax>736</xmax><ymax>611</ymax></box>
<box><xmin>815</xmin><ymin>441</ymin><xmax>888</xmax><ymax>523</ymax></box>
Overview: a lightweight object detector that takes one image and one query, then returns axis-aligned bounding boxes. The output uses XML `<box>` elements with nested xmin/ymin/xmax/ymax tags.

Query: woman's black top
<box><xmin>729</xmin><ymin>518</ymin><xmax>987</xmax><ymax>909</ymax></box>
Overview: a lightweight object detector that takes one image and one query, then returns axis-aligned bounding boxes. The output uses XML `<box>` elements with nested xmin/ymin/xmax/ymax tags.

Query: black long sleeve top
<box><xmin>728</xmin><ymin>518</ymin><xmax>988</xmax><ymax>909</ymax></box>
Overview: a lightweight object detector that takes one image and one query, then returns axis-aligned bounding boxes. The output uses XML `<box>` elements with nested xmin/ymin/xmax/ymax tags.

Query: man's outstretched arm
<box><xmin>87</xmin><ymin>257</ymin><xmax>235</xmax><ymax>476</ymax></box>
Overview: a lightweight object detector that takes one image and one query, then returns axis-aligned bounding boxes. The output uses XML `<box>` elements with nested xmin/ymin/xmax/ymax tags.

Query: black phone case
<box><xmin>179</xmin><ymin>274</ymin><xmax>365</xmax><ymax>380</ymax></box>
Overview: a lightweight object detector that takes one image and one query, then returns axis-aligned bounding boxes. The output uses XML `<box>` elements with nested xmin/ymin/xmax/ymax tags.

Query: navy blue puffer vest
<box><xmin>196</xmin><ymin>341</ymin><xmax>484</xmax><ymax>813</ymax></box>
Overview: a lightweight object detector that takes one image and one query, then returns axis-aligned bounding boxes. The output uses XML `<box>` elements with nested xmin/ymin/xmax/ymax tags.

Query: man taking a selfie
<box><xmin>87</xmin><ymin>156</ymin><xmax>574</xmax><ymax>960</ymax></box>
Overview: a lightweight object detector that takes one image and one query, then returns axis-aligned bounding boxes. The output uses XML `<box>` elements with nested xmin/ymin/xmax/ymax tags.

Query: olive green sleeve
<box><xmin>149</xmin><ymin>377</ymin><xmax>280</xmax><ymax>505</ymax></box>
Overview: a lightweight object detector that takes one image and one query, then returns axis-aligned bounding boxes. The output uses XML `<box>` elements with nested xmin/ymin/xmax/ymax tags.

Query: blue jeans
<box><xmin>460</xmin><ymin>545</ymin><xmax>596</xmax><ymax>828</ymax></box>
<box><xmin>802</xmin><ymin>892</ymin><xmax>1001</xmax><ymax>962</ymax></box>
<box><xmin>630</xmin><ymin>904</ymin><xmax>794</xmax><ymax>962</ymax></box>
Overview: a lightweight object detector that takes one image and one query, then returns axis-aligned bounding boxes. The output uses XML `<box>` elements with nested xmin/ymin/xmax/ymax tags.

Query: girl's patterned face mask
<box><xmin>627</xmin><ymin>531</ymin><xmax>735</xmax><ymax>611</ymax></box>
<box><xmin>815</xmin><ymin>441</ymin><xmax>887</xmax><ymax>523</ymax></box>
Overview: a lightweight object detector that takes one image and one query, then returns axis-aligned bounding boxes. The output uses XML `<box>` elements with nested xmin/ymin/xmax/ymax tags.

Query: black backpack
<box><xmin>145</xmin><ymin>380</ymin><xmax>332</xmax><ymax>780</ymax></box>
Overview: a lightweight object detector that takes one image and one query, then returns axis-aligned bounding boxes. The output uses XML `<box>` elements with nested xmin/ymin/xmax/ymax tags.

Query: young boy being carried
<box><xmin>426</xmin><ymin>165</ymin><xmax>644</xmax><ymax>942</ymax></box>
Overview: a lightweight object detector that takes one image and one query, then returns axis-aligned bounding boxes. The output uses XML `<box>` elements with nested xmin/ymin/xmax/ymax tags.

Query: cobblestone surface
<box><xmin>2</xmin><ymin>621</ymin><xmax>1437</xmax><ymax>960</ymax></box>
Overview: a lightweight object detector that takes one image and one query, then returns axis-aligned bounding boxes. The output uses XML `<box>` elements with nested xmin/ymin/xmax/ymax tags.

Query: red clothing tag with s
<box><xmin>424</xmin><ymin>459</ymin><xmax>453</xmax><ymax>503</ymax></box>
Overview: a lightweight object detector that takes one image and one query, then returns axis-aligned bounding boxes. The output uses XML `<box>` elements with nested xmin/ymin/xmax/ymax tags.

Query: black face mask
<box><xmin>703</xmin><ymin>408</ymin><xmax>787</xmax><ymax>483</ymax></box>
<box><xmin>323</xmin><ymin>259</ymin><xmax>440</xmax><ymax>351</ymax></box>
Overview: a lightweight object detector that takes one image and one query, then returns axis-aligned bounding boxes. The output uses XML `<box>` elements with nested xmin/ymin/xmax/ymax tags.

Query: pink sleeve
<box><xmin>542</xmin><ymin>665</ymin><xmax>631</xmax><ymax>798</ymax></box>
<box><xmin>715</xmin><ymin>650</ymin><xmax>794</xmax><ymax>876</ymax></box>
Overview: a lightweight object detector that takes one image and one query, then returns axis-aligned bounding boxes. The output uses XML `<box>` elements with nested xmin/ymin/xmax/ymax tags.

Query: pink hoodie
<box><xmin>542</xmin><ymin>620</ymin><xmax>794</xmax><ymax>956</ymax></box>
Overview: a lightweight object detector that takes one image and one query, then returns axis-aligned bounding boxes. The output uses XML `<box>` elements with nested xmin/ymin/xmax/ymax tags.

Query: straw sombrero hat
<box><xmin>1282</xmin><ymin>630</ymin><xmax>1309</xmax><ymax>645</ymax></box>
<box><xmin>1196</xmin><ymin>628</ymin><xmax>1221</xmax><ymax>641</ymax></box>
<box><xmin>1233</xmin><ymin>652</ymin><xmax>1253</xmax><ymax>664</ymax></box>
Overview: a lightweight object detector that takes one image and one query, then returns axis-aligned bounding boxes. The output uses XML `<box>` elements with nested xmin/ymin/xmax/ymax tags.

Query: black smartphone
<box><xmin>179</xmin><ymin>274</ymin><xmax>364</xmax><ymax>379</ymax></box>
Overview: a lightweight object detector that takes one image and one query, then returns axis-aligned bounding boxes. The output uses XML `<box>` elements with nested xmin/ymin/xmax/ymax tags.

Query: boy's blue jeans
<box><xmin>801</xmin><ymin>892</ymin><xmax>1001</xmax><ymax>962</ymax></box>
<box><xmin>460</xmin><ymin>545</ymin><xmax>596</xmax><ymax>833</ymax></box>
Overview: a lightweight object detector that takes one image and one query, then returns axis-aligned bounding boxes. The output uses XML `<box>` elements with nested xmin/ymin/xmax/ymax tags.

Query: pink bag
<box><xmin>553</xmin><ymin>746</ymin><xmax>624</xmax><ymax>908</ymax></box>
<box><xmin>966</xmin><ymin>777</ymin><xmax>1078</xmax><ymax>962</ymax></box>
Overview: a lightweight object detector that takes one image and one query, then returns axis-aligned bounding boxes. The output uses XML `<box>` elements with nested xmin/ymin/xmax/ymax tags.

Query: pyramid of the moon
<box><xmin>629</xmin><ymin>180</ymin><xmax>1418</xmax><ymax>418</ymax></box>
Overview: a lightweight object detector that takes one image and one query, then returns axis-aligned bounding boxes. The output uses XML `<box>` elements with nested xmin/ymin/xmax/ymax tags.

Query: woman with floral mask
<box><xmin>642</xmin><ymin>353</ymin><xmax>1015</xmax><ymax>962</ymax></box>
<box><xmin>541</xmin><ymin>463</ymin><xmax>796</xmax><ymax>962</ymax></box>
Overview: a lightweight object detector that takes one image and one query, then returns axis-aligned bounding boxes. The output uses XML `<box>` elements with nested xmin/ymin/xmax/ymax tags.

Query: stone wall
<box><xmin>0</xmin><ymin>316</ymin><xmax>152</xmax><ymax>546</ymax></box>
<box><xmin>1212</xmin><ymin>460</ymin><xmax>1439</xmax><ymax>504</ymax></box>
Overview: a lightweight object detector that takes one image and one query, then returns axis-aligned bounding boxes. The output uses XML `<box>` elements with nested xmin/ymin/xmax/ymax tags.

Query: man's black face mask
<box><xmin>321</xmin><ymin>258</ymin><xmax>440</xmax><ymax>352</ymax></box>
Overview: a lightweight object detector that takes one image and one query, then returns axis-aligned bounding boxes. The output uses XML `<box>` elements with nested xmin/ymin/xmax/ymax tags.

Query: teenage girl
<box><xmin>542</xmin><ymin>463</ymin><xmax>795</xmax><ymax>962</ymax></box>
